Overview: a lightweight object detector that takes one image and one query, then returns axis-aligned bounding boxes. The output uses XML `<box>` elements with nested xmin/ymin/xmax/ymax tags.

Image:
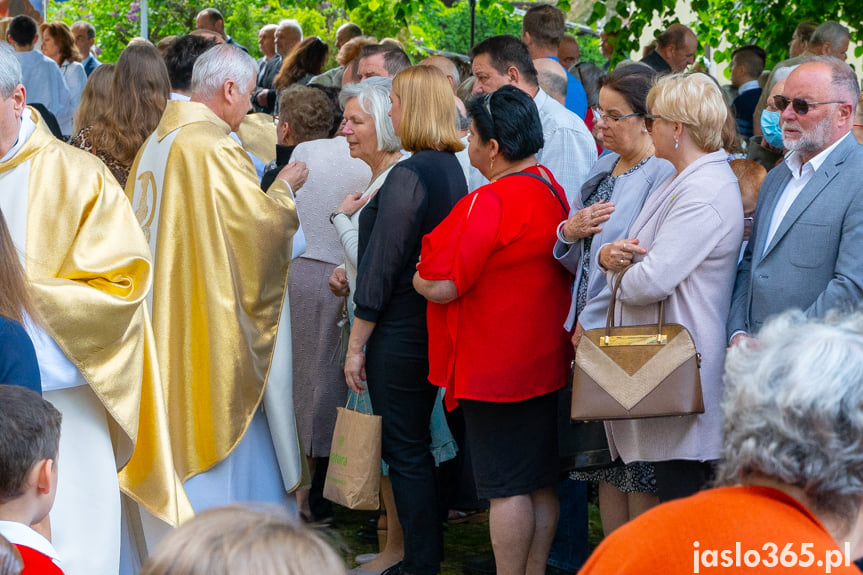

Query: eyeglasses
<box><xmin>773</xmin><ymin>95</ymin><xmax>847</xmax><ymax>115</ymax></box>
<box><xmin>643</xmin><ymin>115</ymin><xmax>667</xmax><ymax>132</ymax></box>
<box><xmin>596</xmin><ymin>111</ymin><xmax>641</xmax><ymax>123</ymax></box>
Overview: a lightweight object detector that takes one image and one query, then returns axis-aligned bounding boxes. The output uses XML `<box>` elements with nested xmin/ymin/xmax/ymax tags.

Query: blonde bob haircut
<box><xmin>140</xmin><ymin>506</ymin><xmax>347</xmax><ymax>575</ymax></box>
<box><xmin>391</xmin><ymin>65</ymin><xmax>464</xmax><ymax>154</ymax></box>
<box><xmin>647</xmin><ymin>72</ymin><xmax>728</xmax><ymax>153</ymax></box>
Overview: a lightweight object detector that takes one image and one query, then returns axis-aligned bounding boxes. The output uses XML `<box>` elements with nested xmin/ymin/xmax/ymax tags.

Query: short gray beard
<box><xmin>782</xmin><ymin>113</ymin><xmax>834</xmax><ymax>155</ymax></box>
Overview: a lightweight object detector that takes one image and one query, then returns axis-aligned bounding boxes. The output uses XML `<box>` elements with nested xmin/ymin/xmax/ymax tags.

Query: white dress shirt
<box><xmin>763</xmin><ymin>133</ymin><xmax>849</xmax><ymax>254</ymax></box>
<box><xmin>532</xmin><ymin>87</ymin><xmax>598</xmax><ymax>207</ymax></box>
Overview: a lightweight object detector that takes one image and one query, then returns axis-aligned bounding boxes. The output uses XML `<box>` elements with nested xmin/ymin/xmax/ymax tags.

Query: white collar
<box><xmin>533</xmin><ymin>86</ymin><xmax>548</xmax><ymax>107</ymax></box>
<box><xmin>738</xmin><ymin>80</ymin><xmax>760</xmax><ymax>94</ymax></box>
<box><xmin>0</xmin><ymin>520</ymin><xmax>60</xmax><ymax>561</ymax></box>
<box><xmin>785</xmin><ymin>132</ymin><xmax>850</xmax><ymax>177</ymax></box>
<box><xmin>0</xmin><ymin>108</ymin><xmax>36</xmax><ymax>163</ymax></box>
<box><xmin>170</xmin><ymin>92</ymin><xmax>191</xmax><ymax>101</ymax></box>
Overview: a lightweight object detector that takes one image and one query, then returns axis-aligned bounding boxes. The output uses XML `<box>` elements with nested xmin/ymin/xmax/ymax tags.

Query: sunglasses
<box><xmin>773</xmin><ymin>95</ymin><xmax>846</xmax><ymax>115</ymax></box>
<box><xmin>643</xmin><ymin>115</ymin><xmax>666</xmax><ymax>132</ymax></box>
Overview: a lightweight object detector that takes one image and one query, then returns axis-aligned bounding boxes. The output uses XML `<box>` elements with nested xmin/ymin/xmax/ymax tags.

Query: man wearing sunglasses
<box><xmin>728</xmin><ymin>57</ymin><xmax>863</xmax><ymax>347</ymax></box>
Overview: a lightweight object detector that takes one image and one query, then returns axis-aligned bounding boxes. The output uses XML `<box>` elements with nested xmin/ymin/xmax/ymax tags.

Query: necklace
<box><xmin>369</xmin><ymin>154</ymin><xmax>402</xmax><ymax>183</ymax></box>
<box><xmin>614</xmin><ymin>143</ymin><xmax>654</xmax><ymax>176</ymax></box>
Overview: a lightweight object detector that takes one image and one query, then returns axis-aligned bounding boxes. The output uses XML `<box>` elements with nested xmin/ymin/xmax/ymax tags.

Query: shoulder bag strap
<box><xmin>500</xmin><ymin>170</ymin><xmax>569</xmax><ymax>217</ymax></box>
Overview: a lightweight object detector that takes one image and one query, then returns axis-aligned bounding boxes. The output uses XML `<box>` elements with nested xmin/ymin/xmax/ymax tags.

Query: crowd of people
<box><xmin>2</xmin><ymin>3</ymin><xmax>863</xmax><ymax>575</ymax></box>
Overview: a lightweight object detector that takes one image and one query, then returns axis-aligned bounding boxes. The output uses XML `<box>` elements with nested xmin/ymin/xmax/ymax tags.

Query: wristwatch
<box><xmin>329</xmin><ymin>211</ymin><xmax>348</xmax><ymax>224</ymax></box>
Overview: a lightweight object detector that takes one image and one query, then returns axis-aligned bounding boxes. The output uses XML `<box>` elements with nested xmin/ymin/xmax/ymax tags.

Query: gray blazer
<box><xmin>727</xmin><ymin>133</ymin><xmax>863</xmax><ymax>339</ymax></box>
<box><xmin>554</xmin><ymin>153</ymin><xmax>676</xmax><ymax>331</ymax></box>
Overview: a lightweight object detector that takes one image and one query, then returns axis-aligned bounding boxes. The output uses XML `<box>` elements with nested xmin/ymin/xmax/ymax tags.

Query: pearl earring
<box><xmin>674</xmin><ymin>137</ymin><xmax>679</xmax><ymax>150</ymax></box>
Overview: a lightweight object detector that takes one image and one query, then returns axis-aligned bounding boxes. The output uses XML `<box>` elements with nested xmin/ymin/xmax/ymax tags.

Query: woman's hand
<box><xmin>599</xmin><ymin>238</ymin><xmax>646</xmax><ymax>272</ymax></box>
<box><xmin>337</xmin><ymin>192</ymin><xmax>368</xmax><ymax>217</ymax></box>
<box><xmin>345</xmin><ymin>350</ymin><xmax>367</xmax><ymax>392</ymax></box>
<box><xmin>562</xmin><ymin>201</ymin><xmax>615</xmax><ymax>242</ymax></box>
<box><xmin>328</xmin><ymin>267</ymin><xmax>349</xmax><ymax>297</ymax></box>
<box><xmin>572</xmin><ymin>321</ymin><xmax>586</xmax><ymax>351</ymax></box>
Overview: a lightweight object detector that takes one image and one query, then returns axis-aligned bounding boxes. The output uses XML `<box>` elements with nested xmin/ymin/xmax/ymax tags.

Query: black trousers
<box><xmin>653</xmin><ymin>459</ymin><xmax>716</xmax><ymax>502</ymax></box>
<box><xmin>366</xmin><ymin>318</ymin><xmax>442</xmax><ymax>575</ymax></box>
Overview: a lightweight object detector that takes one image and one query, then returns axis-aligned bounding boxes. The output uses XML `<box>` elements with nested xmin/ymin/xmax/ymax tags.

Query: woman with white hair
<box><xmin>328</xmin><ymin>77</ymin><xmax>406</xmax><ymax>574</ymax></box>
<box><xmin>579</xmin><ymin>311</ymin><xmax>863</xmax><ymax>573</ymax></box>
<box><xmin>328</xmin><ymin>77</ymin><xmax>404</xmax><ymax>312</ymax></box>
<box><xmin>597</xmin><ymin>72</ymin><xmax>743</xmax><ymax>502</ymax></box>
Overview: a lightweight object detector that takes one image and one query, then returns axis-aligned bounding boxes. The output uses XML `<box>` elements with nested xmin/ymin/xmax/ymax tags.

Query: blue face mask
<box><xmin>760</xmin><ymin>110</ymin><xmax>784</xmax><ymax>149</ymax></box>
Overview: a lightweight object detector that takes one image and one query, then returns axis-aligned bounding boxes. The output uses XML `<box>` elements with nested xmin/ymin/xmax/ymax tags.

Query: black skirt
<box><xmin>460</xmin><ymin>391</ymin><xmax>559</xmax><ymax>499</ymax></box>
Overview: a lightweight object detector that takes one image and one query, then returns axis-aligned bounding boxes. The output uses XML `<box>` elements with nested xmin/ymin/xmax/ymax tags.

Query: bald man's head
<box><xmin>418</xmin><ymin>55</ymin><xmax>459</xmax><ymax>93</ymax></box>
<box><xmin>534</xmin><ymin>58</ymin><xmax>567</xmax><ymax>105</ymax></box>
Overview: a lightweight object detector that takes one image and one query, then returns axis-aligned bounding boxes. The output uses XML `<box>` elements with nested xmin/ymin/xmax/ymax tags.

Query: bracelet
<box><xmin>329</xmin><ymin>211</ymin><xmax>347</xmax><ymax>224</ymax></box>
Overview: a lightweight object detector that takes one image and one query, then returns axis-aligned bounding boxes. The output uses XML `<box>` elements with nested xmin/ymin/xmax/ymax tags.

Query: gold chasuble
<box><xmin>236</xmin><ymin>112</ymin><xmax>278</xmax><ymax>165</ymax></box>
<box><xmin>125</xmin><ymin>100</ymin><xmax>300</xmax><ymax>484</ymax></box>
<box><xmin>0</xmin><ymin>109</ymin><xmax>192</xmax><ymax>527</ymax></box>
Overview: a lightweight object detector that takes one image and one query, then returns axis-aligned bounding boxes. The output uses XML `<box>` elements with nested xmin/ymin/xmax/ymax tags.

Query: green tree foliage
<box><xmin>589</xmin><ymin>0</ymin><xmax>862</xmax><ymax>69</ymax></box>
<box><xmin>50</xmin><ymin>0</ymin><xmax>580</xmax><ymax>64</ymax></box>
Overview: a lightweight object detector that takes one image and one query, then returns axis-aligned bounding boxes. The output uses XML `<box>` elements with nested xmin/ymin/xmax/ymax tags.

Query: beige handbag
<box><xmin>572</xmin><ymin>266</ymin><xmax>704</xmax><ymax>420</ymax></box>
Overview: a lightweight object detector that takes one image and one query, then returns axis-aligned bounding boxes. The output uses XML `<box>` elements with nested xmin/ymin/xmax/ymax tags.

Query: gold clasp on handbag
<box><xmin>600</xmin><ymin>334</ymin><xmax>668</xmax><ymax>347</ymax></box>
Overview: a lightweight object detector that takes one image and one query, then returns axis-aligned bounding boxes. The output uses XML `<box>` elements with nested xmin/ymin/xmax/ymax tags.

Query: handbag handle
<box><xmin>604</xmin><ymin>265</ymin><xmax>666</xmax><ymax>344</ymax></box>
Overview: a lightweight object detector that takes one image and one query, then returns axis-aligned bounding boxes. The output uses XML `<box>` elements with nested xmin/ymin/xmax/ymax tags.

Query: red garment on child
<box><xmin>418</xmin><ymin>165</ymin><xmax>573</xmax><ymax>409</ymax></box>
<box><xmin>16</xmin><ymin>545</ymin><xmax>64</xmax><ymax>575</ymax></box>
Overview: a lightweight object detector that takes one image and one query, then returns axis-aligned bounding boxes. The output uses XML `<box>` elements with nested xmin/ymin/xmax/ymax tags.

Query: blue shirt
<box><xmin>15</xmin><ymin>50</ymin><xmax>72</xmax><ymax>132</ymax></box>
<box><xmin>0</xmin><ymin>316</ymin><xmax>42</xmax><ymax>395</ymax></box>
<box><xmin>547</xmin><ymin>56</ymin><xmax>588</xmax><ymax>120</ymax></box>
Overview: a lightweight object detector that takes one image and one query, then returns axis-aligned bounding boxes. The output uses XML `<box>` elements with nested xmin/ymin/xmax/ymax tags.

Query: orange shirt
<box><xmin>579</xmin><ymin>486</ymin><xmax>858</xmax><ymax>574</ymax></box>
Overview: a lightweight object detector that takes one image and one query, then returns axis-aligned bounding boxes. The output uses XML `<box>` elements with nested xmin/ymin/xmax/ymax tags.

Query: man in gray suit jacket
<box><xmin>728</xmin><ymin>57</ymin><xmax>863</xmax><ymax>345</ymax></box>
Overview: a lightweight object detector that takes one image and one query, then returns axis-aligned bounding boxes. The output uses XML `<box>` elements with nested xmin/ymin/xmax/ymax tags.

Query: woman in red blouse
<box><xmin>413</xmin><ymin>85</ymin><xmax>572</xmax><ymax>575</ymax></box>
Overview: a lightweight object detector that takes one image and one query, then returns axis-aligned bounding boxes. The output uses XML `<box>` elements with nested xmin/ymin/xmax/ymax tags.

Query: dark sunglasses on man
<box><xmin>772</xmin><ymin>95</ymin><xmax>847</xmax><ymax>115</ymax></box>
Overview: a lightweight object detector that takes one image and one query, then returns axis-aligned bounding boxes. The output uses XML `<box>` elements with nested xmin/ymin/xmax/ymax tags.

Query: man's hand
<box><xmin>255</xmin><ymin>89</ymin><xmax>269</xmax><ymax>107</ymax></box>
<box><xmin>277</xmin><ymin>161</ymin><xmax>309</xmax><ymax>193</ymax></box>
<box><xmin>329</xmin><ymin>267</ymin><xmax>349</xmax><ymax>297</ymax></box>
<box><xmin>729</xmin><ymin>333</ymin><xmax>752</xmax><ymax>347</ymax></box>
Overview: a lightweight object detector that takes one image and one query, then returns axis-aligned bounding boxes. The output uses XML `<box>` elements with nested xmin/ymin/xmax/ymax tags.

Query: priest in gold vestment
<box><xmin>126</xmin><ymin>44</ymin><xmax>306</xmax><ymax>520</ymax></box>
<box><xmin>0</xmin><ymin>44</ymin><xmax>191</xmax><ymax>575</ymax></box>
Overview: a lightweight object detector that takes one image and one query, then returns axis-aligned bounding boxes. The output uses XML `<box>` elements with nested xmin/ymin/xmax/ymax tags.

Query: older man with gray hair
<box><xmin>580</xmin><ymin>311</ymin><xmax>863</xmax><ymax>573</ymax></box>
<box><xmin>127</xmin><ymin>43</ymin><xmax>308</xmax><ymax>516</ymax></box>
<box><xmin>728</xmin><ymin>56</ymin><xmax>863</xmax><ymax>347</ymax></box>
<box><xmin>71</xmin><ymin>20</ymin><xmax>100</xmax><ymax>75</ymax></box>
<box><xmin>0</xmin><ymin>42</ymin><xmax>189</xmax><ymax>575</ymax></box>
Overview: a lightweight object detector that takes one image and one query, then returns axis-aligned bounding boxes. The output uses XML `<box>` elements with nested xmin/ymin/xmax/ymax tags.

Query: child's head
<box><xmin>0</xmin><ymin>385</ymin><xmax>62</xmax><ymax>523</ymax></box>
<box><xmin>140</xmin><ymin>506</ymin><xmax>346</xmax><ymax>575</ymax></box>
<box><xmin>0</xmin><ymin>534</ymin><xmax>22</xmax><ymax>575</ymax></box>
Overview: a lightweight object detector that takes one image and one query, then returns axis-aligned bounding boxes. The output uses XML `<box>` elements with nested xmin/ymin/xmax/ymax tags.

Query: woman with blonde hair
<box><xmin>598</xmin><ymin>73</ymin><xmax>743</xmax><ymax>502</ymax></box>
<box><xmin>70</xmin><ymin>43</ymin><xmax>170</xmax><ymax>187</ymax></box>
<box><xmin>39</xmin><ymin>21</ymin><xmax>86</xmax><ymax>135</ymax></box>
<box><xmin>344</xmin><ymin>65</ymin><xmax>466</xmax><ymax>575</ymax></box>
<box><xmin>140</xmin><ymin>506</ymin><xmax>346</xmax><ymax>575</ymax></box>
<box><xmin>72</xmin><ymin>63</ymin><xmax>114</xmax><ymax>134</ymax></box>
